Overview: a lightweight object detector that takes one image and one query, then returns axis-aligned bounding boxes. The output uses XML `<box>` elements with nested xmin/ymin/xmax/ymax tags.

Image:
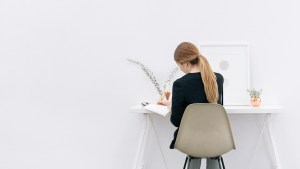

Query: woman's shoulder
<box><xmin>214</xmin><ymin>72</ymin><xmax>224</xmax><ymax>79</ymax></box>
<box><xmin>174</xmin><ymin>72</ymin><xmax>223</xmax><ymax>83</ymax></box>
<box><xmin>175</xmin><ymin>73</ymin><xmax>197</xmax><ymax>82</ymax></box>
<box><xmin>173</xmin><ymin>75</ymin><xmax>190</xmax><ymax>87</ymax></box>
<box><xmin>173</xmin><ymin>77</ymin><xmax>184</xmax><ymax>85</ymax></box>
<box><xmin>214</xmin><ymin>72</ymin><xmax>224</xmax><ymax>84</ymax></box>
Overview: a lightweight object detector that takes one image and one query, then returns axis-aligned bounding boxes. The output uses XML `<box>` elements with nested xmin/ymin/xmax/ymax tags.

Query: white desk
<box><xmin>130</xmin><ymin>105</ymin><xmax>283</xmax><ymax>169</ymax></box>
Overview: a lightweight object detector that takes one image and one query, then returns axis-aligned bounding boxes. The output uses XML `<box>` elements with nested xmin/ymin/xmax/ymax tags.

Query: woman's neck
<box><xmin>189</xmin><ymin>66</ymin><xmax>200</xmax><ymax>73</ymax></box>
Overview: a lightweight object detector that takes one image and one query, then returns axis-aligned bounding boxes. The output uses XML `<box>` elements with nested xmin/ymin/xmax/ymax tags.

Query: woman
<box><xmin>158</xmin><ymin>42</ymin><xmax>224</xmax><ymax>169</ymax></box>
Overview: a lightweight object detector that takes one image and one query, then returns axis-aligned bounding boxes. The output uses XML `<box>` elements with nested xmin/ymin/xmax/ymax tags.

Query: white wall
<box><xmin>0</xmin><ymin>0</ymin><xmax>299</xmax><ymax>169</ymax></box>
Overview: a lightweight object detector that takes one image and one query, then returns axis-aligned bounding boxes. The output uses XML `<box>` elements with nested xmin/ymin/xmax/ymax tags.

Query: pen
<box><xmin>160</xmin><ymin>93</ymin><xmax>165</xmax><ymax>100</ymax></box>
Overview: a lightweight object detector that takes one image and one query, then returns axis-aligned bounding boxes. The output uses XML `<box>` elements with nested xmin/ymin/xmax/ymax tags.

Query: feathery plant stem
<box><xmin>128</xmin><ymin>58</ymin><xmax>179</xmax><ymax>96</ymax></box>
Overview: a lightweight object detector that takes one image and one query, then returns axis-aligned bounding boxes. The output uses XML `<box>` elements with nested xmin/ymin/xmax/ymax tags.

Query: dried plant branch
<box><xmin>128</xmin><ymin>58</ymin><xmax>179</xmax><ymax>96</ymax></box>
<box><xmin>128</xmin><ymin>59</ymin><xmax>163</xmax><ymax>95</ymax></box>
<box><xmin>163</xmin><ymin>67</ymin><xmax>179</xmax><ymax>91</ymax></box>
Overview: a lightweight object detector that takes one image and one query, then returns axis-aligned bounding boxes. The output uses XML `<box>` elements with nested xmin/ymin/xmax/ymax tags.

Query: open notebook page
<box><xmin>143</xmin><ymin>104</ymin><xmax>170</xmax><ymax>116</ymax></box>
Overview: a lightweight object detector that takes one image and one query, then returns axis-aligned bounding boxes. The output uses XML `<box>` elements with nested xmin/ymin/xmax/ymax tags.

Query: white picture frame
<box><xmin>198</xmin><ymin>42</ymin><xmax>250</xmax><ymax>105</ymax></box>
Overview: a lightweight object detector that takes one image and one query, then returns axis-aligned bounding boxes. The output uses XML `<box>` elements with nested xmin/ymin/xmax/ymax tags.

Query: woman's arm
<box><xmin>170</xmin><ymin>80</ymin><xmax>185</xmax><ymax>127</ymax></box>
<box><xmin>216</xmin><ymin>73</ymin><xmax>224</xmax><ymax>105</ymax></box>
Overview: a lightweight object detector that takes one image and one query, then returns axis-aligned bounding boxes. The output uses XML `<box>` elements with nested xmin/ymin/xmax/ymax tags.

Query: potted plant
<box><xmin>247</xmin><ymin>89</ymin><xmax>262</xmax><ymax>106</ymax></box>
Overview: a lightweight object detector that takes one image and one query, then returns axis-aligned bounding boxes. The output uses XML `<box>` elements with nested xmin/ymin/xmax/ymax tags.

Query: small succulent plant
<box><xmin>247</xmin><ymin>88</ymin><xmax>262</xmax><ymax>98</ymax></box>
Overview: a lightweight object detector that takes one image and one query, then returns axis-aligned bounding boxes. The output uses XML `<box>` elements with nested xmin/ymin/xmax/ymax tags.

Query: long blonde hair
<box><xmin>174</xmin><ymin>42</ymin><xmax>218</xmax><ymax>103</ymax></box>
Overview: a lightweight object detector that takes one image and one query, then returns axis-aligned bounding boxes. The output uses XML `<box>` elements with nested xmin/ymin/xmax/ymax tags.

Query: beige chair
<box><xmin>174</xmin><ymin>103</ymin><xmax>235</xmax><ymax>169</ymax></box>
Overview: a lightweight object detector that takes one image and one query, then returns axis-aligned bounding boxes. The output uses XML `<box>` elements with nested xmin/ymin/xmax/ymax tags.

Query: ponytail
<box><xmin>174</xmin><ymin>42</ymin><xmax>219</xmax><ymax>103</ymax></box>
<box><xmin>198</xmin><ymin>55</ymin><xmax>219</xmax><ymax>103</ymax></box>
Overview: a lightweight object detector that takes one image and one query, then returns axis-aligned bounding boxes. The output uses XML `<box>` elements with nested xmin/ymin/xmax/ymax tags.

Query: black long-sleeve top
<box><xmin>169</xmin><ymin>72</ymin><xmax>224</xmax><ymax>149</ymax></box>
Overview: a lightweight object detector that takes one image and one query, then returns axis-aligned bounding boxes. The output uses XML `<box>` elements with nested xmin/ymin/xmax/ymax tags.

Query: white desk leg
<box><xmin>249</xmin><ymin>114</ymin><xmax>281</xmax><ymax>169</ymax></box>
<box><xmin>249</xmin><ymin>114</ymin><xmax>268</xmax><ymax>169</ymax></box>
<box><xmin>266</xmin><ymin>114</ymin><xmax>281</xmax><ymax>169</ymax></box>
<box><xmin>133</xmin><ymin>114</ymin><xmax>151</xmax><ymax>169</ymax></box>
<box><xmin>149</xmin><ymin>116</ymin><xmax>169</xmax><ymax>169</ymax></box>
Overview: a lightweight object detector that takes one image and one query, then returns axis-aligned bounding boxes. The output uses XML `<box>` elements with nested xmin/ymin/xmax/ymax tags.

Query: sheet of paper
<box><xmin>144</xmin><ymin>104</ymin><xmax>169</xmax><ymax>116</ymax></box>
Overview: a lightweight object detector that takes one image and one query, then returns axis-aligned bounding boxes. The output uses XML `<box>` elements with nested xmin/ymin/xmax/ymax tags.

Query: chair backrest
<box><xmin>174</xmin><ymin>103</ymin><xmax>235</xmax><ymax>158</ymax></box>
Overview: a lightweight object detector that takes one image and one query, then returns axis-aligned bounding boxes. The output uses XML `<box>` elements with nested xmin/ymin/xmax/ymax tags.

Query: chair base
<box><xmin>183</xmin><ymin>156</ymin><xmax>226</xmax><ymax>169</ymax></box>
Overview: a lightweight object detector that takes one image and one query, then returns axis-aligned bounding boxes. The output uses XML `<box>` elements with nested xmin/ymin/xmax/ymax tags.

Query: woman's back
<box><xmin>171</xmin><ymin>72</ymin><xmax>224</xmax><ymax>127</ymax></box>
<box><xmin>177</xmin><ymin>72</ymin><xmax>223</xmax><ymax>104</ymax></box>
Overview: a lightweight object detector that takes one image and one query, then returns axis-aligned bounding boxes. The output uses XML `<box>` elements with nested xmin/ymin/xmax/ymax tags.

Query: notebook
<box><xmin>143</xmin><ymin>104</ymin><xmax>170</xmax><ymax>116</ymax></box>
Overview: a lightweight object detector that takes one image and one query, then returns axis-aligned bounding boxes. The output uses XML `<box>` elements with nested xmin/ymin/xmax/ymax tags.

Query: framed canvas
<box><xmin>198</xmin><ymin>42</ymin><xmax>250</xmax><ymax>105</ymax></box>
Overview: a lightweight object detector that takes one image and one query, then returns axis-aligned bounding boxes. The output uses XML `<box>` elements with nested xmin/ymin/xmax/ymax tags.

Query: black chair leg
<box><xmin>217</xmin><ymin>157</ymin><xmax>222</xmax><ymax>169</ymax></box>
<box><xmin>220</xmin><ymin>156</ymin><xmax>225</xmax><ymax>169</ymax></box>
<box><xmin>186</xmin><ymin>156</ymin><xmax>192</xmax><ymax>169</ymax></box>
<box><xmin>183</xmin><ymin>156</ymin><xmax>188</xmax><ymax>169</ymax></box>
<box><xmin>217</xmin><ymin>156</ymin><xmax>226</xmax><ymax>169</ymax></box>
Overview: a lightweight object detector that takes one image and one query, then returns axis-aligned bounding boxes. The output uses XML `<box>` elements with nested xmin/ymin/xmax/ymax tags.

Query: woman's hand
<box><xmin>157</xmin><ymin>99</ymin><xmax>171</xmax><ymax>112</ymax></box>
<box><xmin>157</xmin><ymin>99</ymin><xmax>170</xmax><ymax>106</ymax></box>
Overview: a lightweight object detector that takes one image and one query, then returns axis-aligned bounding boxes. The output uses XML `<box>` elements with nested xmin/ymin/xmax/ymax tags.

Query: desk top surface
<box><xmin>130</xmin><ymin>104</ymin><xmax>283</xmax><ymax>116</ymax></box>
